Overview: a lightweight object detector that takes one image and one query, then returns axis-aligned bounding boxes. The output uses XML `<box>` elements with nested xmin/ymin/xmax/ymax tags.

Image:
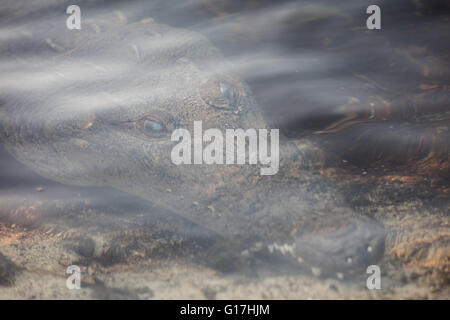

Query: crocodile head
<box><xmin>0</xmin><ymin>20</ymin><xmax>268</xmax><ymax>208</ymax></box>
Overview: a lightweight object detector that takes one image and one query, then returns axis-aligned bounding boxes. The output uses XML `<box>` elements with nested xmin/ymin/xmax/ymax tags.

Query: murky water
<box><xmin>0</xmin><ymin>0</ymin><xmax>448</xmax><ymax>299</ymax></box>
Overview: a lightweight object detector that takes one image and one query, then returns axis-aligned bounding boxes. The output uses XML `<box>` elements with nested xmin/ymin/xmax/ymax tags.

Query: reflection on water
<box><xmin>0</xmin><ymin>0</ymin><xmax>449</xmax><ymax>299</ymax></box>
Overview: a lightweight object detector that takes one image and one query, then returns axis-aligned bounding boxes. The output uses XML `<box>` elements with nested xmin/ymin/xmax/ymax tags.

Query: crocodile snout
<box><xmin>261</xmin><ymin>217</ymin><xmax>385</xmax><ymax>279</ymax></box>
<box><xmin>294</xmin><ymin>217</ymin><xmax>385</xmax><ymax>279</ymax></box>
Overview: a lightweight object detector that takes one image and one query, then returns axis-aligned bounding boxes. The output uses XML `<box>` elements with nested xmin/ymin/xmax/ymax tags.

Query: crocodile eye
<box><xmin>220</xmin><ymin>82</ymin><xmax>233</xmax><ymax>100</ymax></box>
<box><xmin>144</xmin><ymin>119</ymin><xmax>163</xmax><ymax>133</ymax></box>
<box><xmin>200</xmin><ymin>78</ymin><xmax>239</xmax><ymax>110</ymax></box>
<box><xmin>138</xmin><ymin>118</ymin><xmax>166</xmax><ymax>137</ymax></box>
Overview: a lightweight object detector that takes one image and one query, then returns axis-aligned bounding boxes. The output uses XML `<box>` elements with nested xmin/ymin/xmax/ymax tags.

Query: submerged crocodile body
<box><xmin>0</xmin><ymin>8</ymin><xmax>387</xmax><ymax>278</ymax></box>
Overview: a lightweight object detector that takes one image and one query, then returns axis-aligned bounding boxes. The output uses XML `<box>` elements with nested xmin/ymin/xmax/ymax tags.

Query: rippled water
<box><xmin>0</xmin><ymin>0</ymin><xmax>449</xmax><ymax>299</ymax></box>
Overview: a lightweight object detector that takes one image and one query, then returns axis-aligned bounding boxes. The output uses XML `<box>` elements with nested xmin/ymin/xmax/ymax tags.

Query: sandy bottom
<box><xmin>0</xmin><ymin>215</ymin><xmax>448</xmax><ymax>300</ymax></box>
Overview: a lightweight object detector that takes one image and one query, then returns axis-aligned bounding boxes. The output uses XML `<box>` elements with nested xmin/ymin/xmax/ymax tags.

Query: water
<box><xmin>0</xmin><ymin>0</ymin><xmax>448</xmax><ymax>299</ymax></box>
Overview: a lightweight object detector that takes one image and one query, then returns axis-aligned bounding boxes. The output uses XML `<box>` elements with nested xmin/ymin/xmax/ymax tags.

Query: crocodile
<box><xmin>0</xmin><ymin>9</ymin><xmax>387</xmax><ymax>278</ymax></box>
